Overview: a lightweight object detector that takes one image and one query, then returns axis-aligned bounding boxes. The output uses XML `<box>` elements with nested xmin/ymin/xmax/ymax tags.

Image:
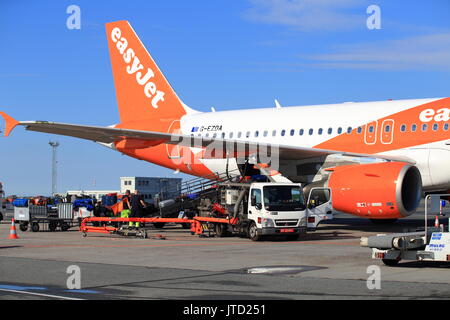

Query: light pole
<box><xmin>49</xmin><ymin>141</ymin><xmax>59</xmax><ymax>197</ymax></box>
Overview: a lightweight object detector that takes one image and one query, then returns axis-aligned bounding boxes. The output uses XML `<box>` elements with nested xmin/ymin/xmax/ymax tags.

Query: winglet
<box><xmin>0</xmin><ymin>112</ymin><xmax>20</xmax><ymax>137</ymax></box>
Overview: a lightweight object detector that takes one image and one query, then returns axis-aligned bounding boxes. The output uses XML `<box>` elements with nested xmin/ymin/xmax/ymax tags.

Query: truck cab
<box><xmin>247</xmin><ymin>183</ymin><xmax>332</xmax><ymax>241</ymax></box>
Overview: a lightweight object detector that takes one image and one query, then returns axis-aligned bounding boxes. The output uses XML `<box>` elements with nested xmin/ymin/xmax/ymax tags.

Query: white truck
<box><xmin>194</xmin><ymin>182</ymin><xmax>333</xmax><ymax>241</ymax></box>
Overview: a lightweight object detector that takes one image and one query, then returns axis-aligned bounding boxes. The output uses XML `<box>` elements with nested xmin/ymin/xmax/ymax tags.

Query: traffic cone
<box><xmin>8</xmin><ymin>219</ymin><xmax>19</xmax><ymax>239</ymax></box>
<box><xmin>434</xmin><ymin>216</ymin><xmax>440</xmax><ymax>228</ymax></box>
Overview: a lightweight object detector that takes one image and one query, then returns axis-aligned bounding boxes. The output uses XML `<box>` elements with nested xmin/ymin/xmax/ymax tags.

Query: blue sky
<box><xmin>1</xmin><ymin>0</ymin><xmax>450</xmax><ymax>196</ymax></box>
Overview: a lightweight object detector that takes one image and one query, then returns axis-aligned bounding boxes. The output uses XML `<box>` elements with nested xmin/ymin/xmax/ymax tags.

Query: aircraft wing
<box><xmin>0</xmin><ymin>112</ymin><xmax>415</xmax><ymax>164</ymax></box>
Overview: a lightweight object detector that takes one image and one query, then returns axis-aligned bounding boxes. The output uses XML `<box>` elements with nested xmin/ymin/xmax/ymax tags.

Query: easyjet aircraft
<box><xmin>2</xmin><ymin>21</ymin><xmax>450</xmax><ymax>222</ymax></box>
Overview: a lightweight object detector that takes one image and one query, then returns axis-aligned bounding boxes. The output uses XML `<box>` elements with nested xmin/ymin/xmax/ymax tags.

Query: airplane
<box><xmin>1</xmin><ymin>20</ymin><xmax>450</xmax><ymax>223</ymax></box>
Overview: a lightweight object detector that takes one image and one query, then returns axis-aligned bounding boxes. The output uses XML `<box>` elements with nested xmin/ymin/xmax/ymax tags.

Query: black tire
<box><xmin>153</xmin><ymin>222</ymin><xmax>166</xmax><ymax>229</ymax></box>
<box><xmin>0</xmin><ymin>212</ymin><xmax>3</xmax><ymax>222</ymax></box>
<box><xmin>248</xmin><ymin>222</ymin><xmax>261</xmax><ymax>241</ymax></box>
<box><xmin>61</xmin><ymin>223</ymin><xmax>70</xmax><ymax>231</ymax></box>
<box><xmin>382</xmin><ymin>259</ymin><xmax>400</xmax><ymax>266</ymax></box>
<box><xmin>31</xmin><ymin>222</ymin><xmax>40</xmax><ymax>232</ymax></box>
<box><xmin>215</xmin><ymin>223</ymin><xmax>228</xmax><ymax>237</ymax></box>
<box><xmin>19</xmin><ymin>223</ymin><xmax>28</xmax><ymax>232</ymax></box>
<box><xmin>48</xmin><ymin>221</ymin><xmax>57</xmax><ymax>232</ymax></box>
<box><xmin>181</xmin><ymin>223</ymin><xmax>191</xmax><ymax>229</ymax></box>
<box><xmin>370</xmin><ymin>219</ymin><xmax>398</xmax><ymax>225</ymax></box>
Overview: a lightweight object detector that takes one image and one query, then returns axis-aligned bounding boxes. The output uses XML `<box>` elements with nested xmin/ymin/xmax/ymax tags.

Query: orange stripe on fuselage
<box><xmin>315</xmin><ymin>97</ymin><xmax>450</xmax><ymax>153</ymax></box>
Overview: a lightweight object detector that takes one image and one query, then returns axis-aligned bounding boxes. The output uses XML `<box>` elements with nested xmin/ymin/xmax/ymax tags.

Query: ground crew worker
<box><xmin>129</xmin><ymin>190</ymin><xmax>146</xmax><ymax>228</ymax></box>
<box><xmin>120</xmin><ymin>190</ymin><xmax>131</xmax><ymax>219</ymax></box>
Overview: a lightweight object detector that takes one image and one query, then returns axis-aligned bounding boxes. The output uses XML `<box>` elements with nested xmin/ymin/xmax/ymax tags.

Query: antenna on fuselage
<box><xmin>274</xmin><ymin>99</ymin><xmax>282</xmax><ymax>109</ymax></box>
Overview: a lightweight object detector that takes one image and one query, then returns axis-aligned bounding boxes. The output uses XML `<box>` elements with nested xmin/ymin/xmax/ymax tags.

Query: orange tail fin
<box><xmin>106</xmin><ymin>21</ymin><xmax>191</xmax><ymax>125</ymax></box>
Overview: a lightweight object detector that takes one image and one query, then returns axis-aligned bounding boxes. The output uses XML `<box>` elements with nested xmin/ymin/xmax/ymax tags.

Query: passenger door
<box><xmin>306</xmin><ymin>188</ymin><xmax>333</xmax><ymax>230</ymax></box>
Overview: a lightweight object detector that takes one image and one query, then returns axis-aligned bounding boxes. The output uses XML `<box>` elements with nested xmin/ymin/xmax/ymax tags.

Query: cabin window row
<box><xmin>192</xmin><ymin>123</ymin><xmax>449</xmax><ymax>139</ymax></box>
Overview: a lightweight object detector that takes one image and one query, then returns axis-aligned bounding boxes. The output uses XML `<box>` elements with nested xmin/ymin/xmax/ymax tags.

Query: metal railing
<box><xmin>159</xmin><ymin>169</ymin><xmax>241</xmax><ymax>200</ymax></box>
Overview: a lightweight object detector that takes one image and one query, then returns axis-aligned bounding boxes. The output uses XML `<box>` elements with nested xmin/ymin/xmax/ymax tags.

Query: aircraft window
<box><xmin>299</xmin><ymin>129</ymin><xmax>304</xmax><ymax>136</ymax></box>
<box><xmin>255</xmin><ymin>131</ymin><xmax>259</xmax><ymax>137</ymax></box>
<box><xmin>229</xmin><ymin>132</ymin><xmax>233</xmax><ymax>139</ymax></box>
<box><xmin>238</xmin><ymin>132</ymin><xmax>242</xmax><ymax>138</ymax></box>
<box><xmin>422</xmin><ymin>124</ymin><xmax>428</xmax><ymax>132</ymax></box>
<box><xmin>444</xmin><ymin>123</ymin><xmax>449</xmax><ymax>131</ymax></box>
<box><xmin>368</xmin><ymin>126</ymin><xmax>374</xmax><ymax>133</ymax></box>
<box><xmin>318</xmin><ymin>128</ymin><xmax>323</xmax><ymax>135</ymax></box>
<box><xmin>400</xmin><ymin>124</ymin><xmax>406</xmax><ymax>132</ymax></box>
<box><xmin>221</xmin><ymin>132</ymin><xmax>225</xmax><ymax>138</ymax></box>
<box><xmin>272</xmin><ymin>130</ymin><xmax>277</xmax><ymax>137</ymax></box>
<box><xmin>338</xmin><ymin>127</ymin><xmax>343</xmax><ymax>134</ymax></box>
<box><xmin>205</xmin><ymin>133</ymin><xmax>210</xmax><ymax>138</ymax></box>
<box><xmin>290</xmin><ymin>129</ymin><xmax>295</xmax><ymax>136</ymax></box>
<box><xmin>328</xmin><ymin>128</ymin><xmax>333</xmax><ymax>135</ymax></box>
<box><xmin>309</xmin><ymin>129</ymin><xmax>314</xmax><ymax>135</ymax></box>
<box><xmin>356</xmin><ymin>127</ymin><xmax>362</xmax><ymax>134</ymax></box>
<box><xmin>432</xmin><ymin>123</ymin><xmax>439</xmax><ymax>131</ymax></box>
<box><xmin>263</xmin><ymin>130</ymin><xmax>268</xmax><ymax>137</ymax></box>
<box><xmin>411</xmin><ymin>124</ymin><xmax>417</xmax><ymax>132</ymax></box>
<box><xmin>347</xmin><ymin>127</ymin><xmax>352</xmax><ymax>134</ymax></box>
<box><xmin>213</xmin><ymin>133</ymin><xmax>217</xmax><ymax>138</ymax></box>
<box><xmin>246</xmin><ymin>131</ymin><xmax>251</xmax><ymax>138</ymax></box>
<box><xmin>384</xmin><ymin>125</ymin><xmax>391</xmax><ymax>133</ymax></box>
<box><xmin>281</xmin><ymin>130</ymin><xmax>286</xmax><ymax>137</ymax></box>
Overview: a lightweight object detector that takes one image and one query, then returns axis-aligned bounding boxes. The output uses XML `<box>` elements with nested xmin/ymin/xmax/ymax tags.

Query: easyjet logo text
<box><xmin>111</xmin><ymin>27</ymin><xmax>165</xmax><ymax>109</ymax></box>
<box><xmin>419</xmin><ymin>108</ymin><xmax>450</xmax><ymax>123</ymax></box>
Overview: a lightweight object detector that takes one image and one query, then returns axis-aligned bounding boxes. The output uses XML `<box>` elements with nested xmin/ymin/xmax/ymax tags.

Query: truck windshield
<box><xmin>263</xmin><ymin>186</ymin><xmax>305</xmax><ymax>211</ymax></box>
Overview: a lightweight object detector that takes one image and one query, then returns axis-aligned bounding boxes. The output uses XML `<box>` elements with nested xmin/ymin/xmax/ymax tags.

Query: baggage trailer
<box><xmin>80</xmin><ymin>217</ymin><xmax>194</xmax><ymax>238</ymax></box>
<box><xmin>361</xmin><ymin>194</ymin><xmax>450</xmax><ymax>266</ymax></box>
<box><xmin>80</xmin><ymin>182</ymin><xmax>332</xmax><ymax>241</ymax></box>
<box><xmin>14</xmin><ymin>200</ymin><xmax>75</xmax><ymax>232</ymax></box>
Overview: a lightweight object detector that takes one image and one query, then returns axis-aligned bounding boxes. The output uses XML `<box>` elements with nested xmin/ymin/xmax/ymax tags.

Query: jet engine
<box><xmin>327</xmin><ymin>162</ymin><xmax>422</xmax><ymax>219</ymax></box>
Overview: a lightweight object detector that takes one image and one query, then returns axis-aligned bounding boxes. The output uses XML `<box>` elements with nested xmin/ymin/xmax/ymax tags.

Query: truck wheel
<box><xmin>382</xmin><ymin>259</ymin><xmax>400</xmax><ymax>267</ymax></box>
<box><xmin>0</xmin><ymin>212</ymin><xmax>3</xmax><ymax>222</ymax></box>
<box><xmin>215</xmin><ymin>223</ymin><xmax>228</xmax><ymax>237</ymax></box>
<box><xmin>49</xmin><ymin>222</ymin><xmax>57</xmax><ymax>232</ymax></box>
<box><xmin>61</xmin><ymin>223</ymin><xmax>70</xmax><ymax>231</ymax></box>
<box><xmin>19</xmin><ymin>223</ymin><xmax>28</xmax><ymax>232</ymax></box>
<box><xmin>181</xmin><ymin>223</ymin><xmax>190</xmax><ymax>229</ymax></box>
<box><xmin>248</xmin><ymin>222</ymin><xmax>261</xmax><ymax>241</ymax></box>
<box><xmin>31</xmin><ymin>222</ymin><xmax>40</xmax><ymax>232</ymax></box>
<box><xmin>153</xmin><ymin>222</ymin><xmax>166</xmax><ymax>229</ymax></box>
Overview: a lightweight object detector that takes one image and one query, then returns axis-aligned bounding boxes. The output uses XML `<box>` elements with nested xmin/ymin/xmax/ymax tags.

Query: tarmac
<box><xmin>1</xmin><ymin>206</ymin><xmax>450</xmax><ymax>300</ymax></box>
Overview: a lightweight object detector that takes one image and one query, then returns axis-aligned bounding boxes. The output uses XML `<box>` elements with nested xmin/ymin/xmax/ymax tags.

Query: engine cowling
<box><xmin>327</xmin><ymin>162</ymin><xmax>422</xmax><ymax>219</ymax></box>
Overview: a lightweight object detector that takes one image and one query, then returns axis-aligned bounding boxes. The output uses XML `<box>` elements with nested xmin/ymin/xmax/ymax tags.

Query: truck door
<box><xmin>306</xmin><ymin>187</ymin><xmax>333</xmax><ymax>230</ymax></box>
<box><xmin>248</xmin><ymin>188</ymin><xmax>263</xmax><ymax>220</ymax></box>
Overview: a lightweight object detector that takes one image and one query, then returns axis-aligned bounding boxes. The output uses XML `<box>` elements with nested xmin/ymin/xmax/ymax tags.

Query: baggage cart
<box><xmin>13</xmin><ymin>200</ymin><xmax>75</xmax><ymax>232</ymax></box>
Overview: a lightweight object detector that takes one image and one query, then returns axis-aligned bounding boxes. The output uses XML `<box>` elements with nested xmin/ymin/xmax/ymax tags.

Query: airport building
<box><xmin>120</xmin><ymin>177</ymin><xmax>182</xmax><ymax>202</ymax></box>
<box><xmin>67</xmin><ymin>176</ymin><xmax>182</xmax><ymax>203</ymax></box>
